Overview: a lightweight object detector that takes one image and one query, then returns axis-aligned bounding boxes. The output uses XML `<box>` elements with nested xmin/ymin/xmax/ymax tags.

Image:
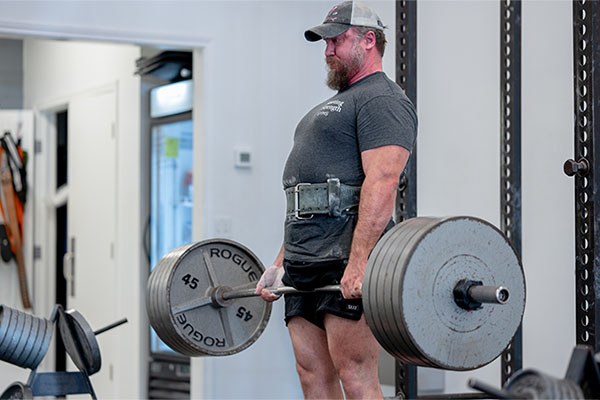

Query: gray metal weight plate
<box><xmin>0</xmin><ymin>305</ymin><xmax>53</xmax><ymax>370</ymax></box>
<box><xmin>57</xmin><ymin>308</ymin><xmax>102</xmax><ymax>376</ymax></box>
<box><xmin>147</xmin><ymin>239</ymin><xmax>270</xmax><ymax>357</ymax></box>
<box><xmin>0</xmin><ymin>382</ymin><xmax>32</xmax><ymax>400</ymax></box>
<box><xmin>0</xmin><ymin>306</ymin><xmax>14</xmax><ymax>359</ymax></box>
<box><xmin>363</xmin><ymin>216</ymin><xmax>526</xmax><ymax>371</ymax></box>
<box><xmin>505</xmin><ymin>370</ymin><xmax>584</xmax><ymax>399</ymax></box>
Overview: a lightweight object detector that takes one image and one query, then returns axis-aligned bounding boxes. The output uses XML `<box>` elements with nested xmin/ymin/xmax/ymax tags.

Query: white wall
<box><xmin>521</xmin><ymin>0</ymin><xmax>575</xmax><ymax>377</ymax></box>
<box><xmin>0</xmin><ymin>0</ymin><xmax>579</xmax><ymax>398</ymax></box>
<box><xmin>418</xmin><ymin>0</ymin><xmax>501</xmax><ymax>391</ymax></box>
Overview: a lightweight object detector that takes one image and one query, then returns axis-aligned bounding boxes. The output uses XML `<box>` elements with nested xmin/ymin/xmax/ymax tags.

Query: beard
<box><xmin>326</xmin><ymin>44</ymin><xmax>365</xmax><ymax>91</ymax></box>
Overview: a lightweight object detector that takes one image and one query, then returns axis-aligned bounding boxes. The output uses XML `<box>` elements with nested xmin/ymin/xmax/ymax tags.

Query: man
<box><xmin>256</xmin><ymin>1</ymin><xmax>417</xmax><ymax>398</ymax></box>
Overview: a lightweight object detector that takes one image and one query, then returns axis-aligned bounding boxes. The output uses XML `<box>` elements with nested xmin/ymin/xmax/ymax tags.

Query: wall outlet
<box><xmin>234</xmin><ymin>148</ymin><xmax>252</xmax><ymax>169</ymax></box>
<box><xmin>214</xmin><ymin>216</ymin><xmax>233</xmax><ymax>237</ymax></box>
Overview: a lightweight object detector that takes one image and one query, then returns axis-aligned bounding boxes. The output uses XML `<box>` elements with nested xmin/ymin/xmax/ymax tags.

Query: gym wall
<box><xmin>0</xmin><ymin>0</ymin><xmax>577</xmax><ymax>398</ymax></box>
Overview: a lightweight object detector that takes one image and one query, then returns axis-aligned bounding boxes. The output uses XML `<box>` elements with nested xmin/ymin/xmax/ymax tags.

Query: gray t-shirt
<box><xmin>282</xmin><ymin>71</ymin><xmax>417</xmax><ymax>262</ymax></box>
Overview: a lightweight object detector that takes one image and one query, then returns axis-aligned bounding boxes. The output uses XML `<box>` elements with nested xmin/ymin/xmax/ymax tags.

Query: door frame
<box><xmin>33</xmin><ymin>99</ymin><xmax>68</xmax><ymax>371</ymax></box>
<box><xmin>32</xmin><ymin>82</ymin><xmax>119</xmax><ymax>365</ymax></box>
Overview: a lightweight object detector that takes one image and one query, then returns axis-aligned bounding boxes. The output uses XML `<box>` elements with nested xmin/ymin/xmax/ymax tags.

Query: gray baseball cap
<box><xmin>305</xmin><ymin>1</ymin><xmax>386</xmax><ymax>42</ymax></box>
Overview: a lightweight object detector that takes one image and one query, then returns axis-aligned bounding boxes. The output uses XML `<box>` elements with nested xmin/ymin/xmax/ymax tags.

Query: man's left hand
<box><xmin>340</xmin><ymin>261</ymin><xmax>365</xmax><ymax>299</ymax></box>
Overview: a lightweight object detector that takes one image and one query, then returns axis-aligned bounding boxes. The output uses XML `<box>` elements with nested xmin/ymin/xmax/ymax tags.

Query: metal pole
<box><xmin>568</xmin><ymin>0</ymin><xmax>600</xmax><ymax>352</ymax></box>
<box><xmin>500</xmin><ymin>0</ymin><xmax>523</xmax><ymax>385</ymax></box>
<box><xmin>395</xmin><ymin>0</ymin><xmax>418</xmax><ymax>397</ymax></box>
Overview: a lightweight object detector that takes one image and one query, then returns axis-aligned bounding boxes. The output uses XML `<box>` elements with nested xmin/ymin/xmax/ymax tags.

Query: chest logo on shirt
<box><xmin>316</xmin><ymin>100</ymin><xmax>344</xmax><ymax>117</ymax></box>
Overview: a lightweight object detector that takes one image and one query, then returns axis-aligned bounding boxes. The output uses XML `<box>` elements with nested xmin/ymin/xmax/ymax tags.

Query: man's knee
<box><xmin>335</xmin><ymin>358</ymin><xmax>368</xmax><ymax>381</ymax></box>
<box><xmin>296</xmin><ymin>357</ymin><xmax>338</xmax><ymax>382</ymax></box>
<box><xmin>336</xmin><ymin>359</ymin><xmax>382</xmax><ymax>399</ymax></box>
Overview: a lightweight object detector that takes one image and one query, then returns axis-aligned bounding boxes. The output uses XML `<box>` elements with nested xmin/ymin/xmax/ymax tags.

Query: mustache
<box><xmin>325</xmin><ymin>56</ymin><xmax>345</xmax><ymax>70</ymax></box>
<box><xmin>326</xmin><ymin>56</ymin><xmax>342</xmax><ymax>69</ymax></box>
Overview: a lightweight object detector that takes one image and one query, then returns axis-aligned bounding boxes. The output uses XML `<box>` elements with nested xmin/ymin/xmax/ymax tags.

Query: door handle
<box><xmin>63</xmin><ymin>237</ymin><xmax>76</xmax><ymax>297</ymax></box>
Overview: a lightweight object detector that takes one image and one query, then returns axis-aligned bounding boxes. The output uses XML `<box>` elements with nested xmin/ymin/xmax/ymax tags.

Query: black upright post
<box><xmin>500</xmin><ymin>0</ymin><xmax>523</xmax><ymax>385</ymax></box>
<box><xmin>566</xmin><ymin>0</ymin><xmax>600</xmax><ymax>352</ymax></box>
<box><xmin>396</xmin><ymin>0</ymin><xmax>417</xmax><ymax>225</ymax></box>
<box><xmin>395</xmin><ymin>0</ymin><xmax>418</xmax><ymax>398</ymax></box>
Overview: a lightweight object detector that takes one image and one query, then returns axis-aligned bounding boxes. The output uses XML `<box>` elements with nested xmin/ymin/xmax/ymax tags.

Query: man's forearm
<box><xmin>348</xmin><ymin>175</ymin><xmax>398</xmax><ymax>269</ymax></box>
<box><xmin>273</xmin><ymin>244</ymin><xmax>285</xmax><ymax>267</ymax></box>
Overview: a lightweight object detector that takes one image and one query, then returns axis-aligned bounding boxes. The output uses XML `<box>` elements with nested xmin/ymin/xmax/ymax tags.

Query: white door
<box><xmin>66</xmin><ymin>86</ymin><xmax>118</xmax><ymax>398</ymax></box>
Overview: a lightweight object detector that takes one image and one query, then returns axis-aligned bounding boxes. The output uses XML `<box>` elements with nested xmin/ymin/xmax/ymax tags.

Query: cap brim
<box><xmin>304</xmin><ymin>23</ymin><xmax>351</xmax><ymax>42</ymax></box>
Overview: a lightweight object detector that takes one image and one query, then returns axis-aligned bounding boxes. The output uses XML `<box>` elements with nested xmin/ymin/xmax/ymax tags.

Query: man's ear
<box><xmin>363</xmin><ymin>30</ymin><xmax>377</xmax><ymax>50</ymax></box>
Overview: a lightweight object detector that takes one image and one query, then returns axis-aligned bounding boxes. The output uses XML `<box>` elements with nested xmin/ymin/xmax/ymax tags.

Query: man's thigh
<box><xmin>287</xmin><ymin>317</ymin><xmax>335</xmax><ymax>370</ymax></box>
<box><xmin>324</xmin><ymin>313</ymin><xmax>381</xmax><ymax>367</ymax></box>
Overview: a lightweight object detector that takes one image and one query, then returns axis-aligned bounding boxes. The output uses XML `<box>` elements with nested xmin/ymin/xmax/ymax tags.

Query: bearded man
<box><xmin>255</xmin><ymin>2</ymin><xmax>417</xmax><ymax>398</ymax></box>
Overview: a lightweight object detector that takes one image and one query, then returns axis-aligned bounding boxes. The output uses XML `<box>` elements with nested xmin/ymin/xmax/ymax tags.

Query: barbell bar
<box><xmin>146</xmin><ymin>216</ymin><xmax>526</xmax><ymax>370</ymax></box>
<box><xmin>173</xmin><ymin>281</ymin><xmax>509</xmax><ymax>315</ymax></box>
<box><xmin>172</xmin><ymin>284</ymin><xmax>342</xmax><ymax>314</ymax></box>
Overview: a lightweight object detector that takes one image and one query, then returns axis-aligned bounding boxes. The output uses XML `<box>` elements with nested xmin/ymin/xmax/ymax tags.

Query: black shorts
<box><xmin>282</xmin><ymin>259</ymin><xmax>363</xmax><ymax>329</ymax></box>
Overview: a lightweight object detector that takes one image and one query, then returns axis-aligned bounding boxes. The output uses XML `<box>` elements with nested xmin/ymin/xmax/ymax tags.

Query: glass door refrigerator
<box><xmin>148</xmin><ymin>80</ymin><xmax>193</xmax><ymax>399</ymax></box>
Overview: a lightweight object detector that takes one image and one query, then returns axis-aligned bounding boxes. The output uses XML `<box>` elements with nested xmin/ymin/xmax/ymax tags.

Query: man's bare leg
<box><xmin>287</xmin><ymin>317</ymin><xmax>344</xmax><ymax>399</ymax></box>
<box><xmin>324</xmin><ymin>314</ymin><xmax>383</xmax><ymax>399</ymax></box>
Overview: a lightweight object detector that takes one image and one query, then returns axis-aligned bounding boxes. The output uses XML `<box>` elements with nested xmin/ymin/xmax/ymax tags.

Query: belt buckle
<box><xmin>294</xmin><ymin>183</ymin><xmax>313</xmax><ymax>220</ymax></box>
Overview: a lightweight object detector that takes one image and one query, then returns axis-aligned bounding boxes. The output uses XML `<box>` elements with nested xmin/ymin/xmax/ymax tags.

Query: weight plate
<box><xmin>505</xmin><ymin>370</ymin><xmax>584</xmax><ymax>399</ymax></box>
<box><xmin>0</xmin><ymin>307</ymin><xmax>25</xmax><ymax>364</ymax></box>
<box><xmin>0</xmin><ymin>382</ymin><xmax>32</xmax><ymax>400</ymax></box>
<box><xmin>386</xmin><ymin>218</ymin><xmax>438</xmax><ymax>363</ymax></box>
<box><xmin>0</xmin><ymin>305</ymin><xmax>52</xmax><ymax>370</ymax></box>
<box><xmin>366</xmin><ymin>218</ymin><xmax>431</xmax><ymax>364</ymax></box>
<box><xmin>147</xmin><ymin>239</ymin><xmax>270</xmax><ymax>356</ymax></box>
<box><xmin>58</xmin><ymin>308</ymin><xmax>101</xmax><ymax>375</ymax></box>
<box><xmin>5</xmin><ymin>309</ymin><xmax>32</xmax><ymax>367</ymax></box>
<box><xmin>0</xmin><ymin>306</ymin><xmax>14</xmax><ymax>360</ymax></box>
<box><xmin>363</xmin><ymin>216</ymin><xmax>526</xmax><ymax>371</ymax></box>
<box><xmin>20</xmin><ymin>316</ymin><xmax>41</xmax><ymax>369</ymax></box>
<box><xmin>29</xmin><ymin>315</ymin><xmax>52</xmax><ymax>370</ymax></box>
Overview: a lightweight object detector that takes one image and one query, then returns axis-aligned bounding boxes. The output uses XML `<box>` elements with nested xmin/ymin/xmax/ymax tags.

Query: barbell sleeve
<box><xmin>468</xmin><ymin>285</ymin><xmax>510</xmax><ymax>305</ymax></box>
<box><xmin>93</xmin><ymin>318</ymin><xmax>128</xmax><ymax>336</ymax></box>
<box><xmin>467</xmin><ymin>378</ymin><xmax>516</xmax><ymax>400</ymax></box>
<box><xmin>453</xmin><ymin>279</ymin><xmax>510</xmax><ymax>311</ymax></box>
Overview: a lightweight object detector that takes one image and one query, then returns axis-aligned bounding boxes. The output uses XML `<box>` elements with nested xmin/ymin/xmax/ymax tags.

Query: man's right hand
<box><xmin>255</xmin><ymin>265</ymin><xmax>285</xmax><ymax>302</ymax></box>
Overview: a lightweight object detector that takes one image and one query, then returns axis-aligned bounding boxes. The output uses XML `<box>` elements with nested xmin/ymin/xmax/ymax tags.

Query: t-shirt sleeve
<box><xmin>356</xmin><ymin>95</ymin><xmax>418</xmax><ymax>153</ymax></box>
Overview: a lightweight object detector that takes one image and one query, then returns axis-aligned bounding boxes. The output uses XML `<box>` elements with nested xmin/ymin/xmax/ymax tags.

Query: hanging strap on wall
<box><xmin>0</xmin><ymin>131</ymin><xmax>30</xmax><ymax>309</ymax></box>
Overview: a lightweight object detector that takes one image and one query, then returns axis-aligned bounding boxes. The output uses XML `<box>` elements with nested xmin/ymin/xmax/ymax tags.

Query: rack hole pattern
<box><xmin>573</xmin><ymin>0</ymin><xmax>598</xmax><ymax>351</ymax></box>
<box><xmin>500</xmin><ymin>0</ymin><xmax>523</xmax><ymax>385</ymax></box>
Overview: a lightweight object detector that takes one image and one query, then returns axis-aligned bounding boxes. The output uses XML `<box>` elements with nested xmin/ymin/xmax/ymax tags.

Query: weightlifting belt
<box><xmin>285</xmin><ymin>178</ymin><xmax>361</xmax><ymax>219</ymax></box>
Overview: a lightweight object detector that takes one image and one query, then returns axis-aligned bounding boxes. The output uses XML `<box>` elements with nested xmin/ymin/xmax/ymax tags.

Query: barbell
<box><xmin>146</xmin><ymin>216</ymin><xmax>526</xmax><ymax>371</ymax></box>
